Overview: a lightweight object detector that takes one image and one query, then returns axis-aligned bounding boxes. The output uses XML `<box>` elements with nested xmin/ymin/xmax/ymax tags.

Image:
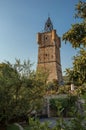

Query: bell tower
<box><xmin>37</xmin><ymin>17</ymin><xmax>62</xmax><ymax>83</ymax></box>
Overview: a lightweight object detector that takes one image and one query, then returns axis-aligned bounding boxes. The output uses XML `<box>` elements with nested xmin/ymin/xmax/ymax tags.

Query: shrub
<box><xmin>50</xmin><ymin>95</ymin><xmax>78</xmax><ymax>117</ymax></box>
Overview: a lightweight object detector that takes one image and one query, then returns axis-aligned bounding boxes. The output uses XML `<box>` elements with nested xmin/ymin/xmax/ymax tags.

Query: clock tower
<box><xmin>37</xmin><ymin>17</ymin><xmax>62</xmax><ymax>83</ymax></box>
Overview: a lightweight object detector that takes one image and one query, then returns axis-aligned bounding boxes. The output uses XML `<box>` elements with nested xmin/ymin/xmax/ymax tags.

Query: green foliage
<box><xmin>47</xmin><ymin>79</ymin><xmax>59</xmax><ymax>92</ymax></box>
<box><xmin>63</xmin><ymin>76</ymin><xmax>71</xmax><ymax>85</ymax></box>
<box><xmin>81</xmin><ymin>92</ymin><xmax>86</xmax><ymax>99</ymax></box>
<box><xmin>62</xmin><ymin>0</ymin><xmax>86</xmax><ymax>85</ymax></box>
<box><xmin>0</xmin><ymin>63</ymin><xmax>20</xmax><ymax>125</ymax></box>
<box><xmin>62</xmin><ymin>23</ymin><xmax>86</xmax><ymax>48</ymax></box>
<box><xmin>62</xmin><ymin>1</ymin><xmax>86</xmax><ymax>48</ymax></box>
<box><xmin>57</xmin><ymin>86</ymin><xmax>70</xmax><ymax>94</ymax></box>
<box><xmin>65</xmin><ymin>49</ymin><xmax>86</xmax><ymax>85</ymax></box>
<box><xmin>24</xmin><ymin>114</ymin><xmax>86</xmax><ymax>130</ymax></box>
<box><xmin>0</xmin><ymin>59</ymin><xmax>47</xmax><ymax>126</ymax></box>
<box><xmin>75</xmin><ymin>0</ymin><xmax>86</xmax><ymax>19</ymax></box>
<box><xmin>7</xmin><ymin>124</ymin><xmax>20</xmax><ymax>130</ymax></box>
<box><xmin>50</xmin><ymin>95</ymin><xmax>78</xmax><ymax>117</ymax></box>
<box><xmin>25</xmin><ymin>118</ymin><xmax>50</xmax><ymax>130</ymax></box>
<box><xmin>72</xmin><ymin>49</ymin><xmax>86</xmax><ymax>84</ymax></box>
<box><xmin>63</xmin><ymin>114</ymin><xmax>86</xmax><ymax>130</ymax></box>
<box><xmin>75</xmin><ymin>85</ymin><xmax>86</xmax><ymax>96</ymax></box>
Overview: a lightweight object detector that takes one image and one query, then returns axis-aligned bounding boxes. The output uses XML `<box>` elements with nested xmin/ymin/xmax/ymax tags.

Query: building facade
<box><xmin>37</xmin><ymin>17</ymin><xmax>62</xmax><ymax>83</ymax></box>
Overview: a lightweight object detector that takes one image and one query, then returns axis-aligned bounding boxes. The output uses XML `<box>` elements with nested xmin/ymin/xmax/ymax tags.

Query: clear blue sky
<box><xmin>0</xmin><ymin>0</ymin><xmax>80</xmax><ymax>75</ymax></box>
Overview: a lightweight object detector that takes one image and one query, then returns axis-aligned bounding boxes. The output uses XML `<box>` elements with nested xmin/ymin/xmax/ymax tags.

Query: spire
<box><xmin>44</xmin><ymin>17</ymin><xmax>53</xmax><ymax>32</ymax></box>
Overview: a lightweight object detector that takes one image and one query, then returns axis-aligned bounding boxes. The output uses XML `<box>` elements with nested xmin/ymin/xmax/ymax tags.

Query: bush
<box><xmin>57</xmin><ymin>85</ymin><xmax>70</xmax><ymax>94</ymax></box>
<box><xmin>7</xmin><ymin>124</ymin><xmax>20</xmax><ymax>130</ymax></box>
<box><xmin>50</xmin><ymin>95</ymin><xmax>78</xmax><ymax>117</ymax></box>
<box><xmin>24</xmin><ymin>115</ymin><xmax>86</xmax><ymax>130</ymax></box>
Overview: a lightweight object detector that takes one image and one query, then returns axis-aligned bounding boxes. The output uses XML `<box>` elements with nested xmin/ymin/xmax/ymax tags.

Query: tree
<box><xmin>0</xmin><ymin>60</ymin><xmax>48</xmax><ymax>127</ymax></box>
<box><xmin>0</xmin><ymin>63</ymin><xmax>20</xmax><ymax>127</ymax></box>
<box><xmin>62</xmin><ymin>1</ymin><xmax>86</xmax><ymax>48</ymax></box>
<box><xmin>65</xmin><ymin>49</ymin><xmax>86</xmax><ymax>85</ymax></box>
<box><xmin>62</xmin><ymin>1</ymin><xmax>86</xmax><ymax>85</ymax></box>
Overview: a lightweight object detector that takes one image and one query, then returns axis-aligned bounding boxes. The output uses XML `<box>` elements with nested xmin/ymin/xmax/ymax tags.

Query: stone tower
<box><xmin>37</xmin><ymin>17</ymin><xmax>62</xmax><ymax>83</ymax></box>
